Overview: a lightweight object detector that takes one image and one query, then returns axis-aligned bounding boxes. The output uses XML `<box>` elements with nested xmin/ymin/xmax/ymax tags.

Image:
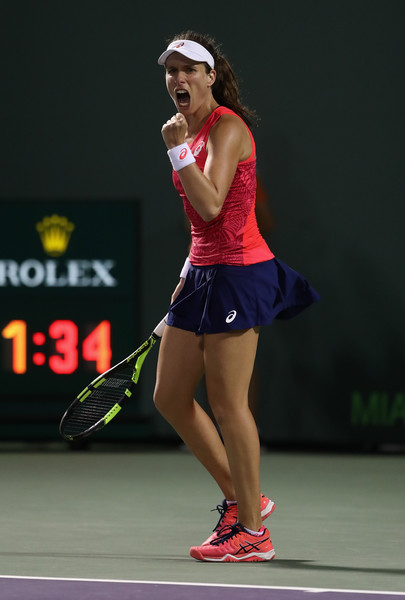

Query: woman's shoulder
<box><xmin>201</xmin><ymin>106</ymin><xmax>246</xmax><ymax>143</ymax></box>
<box><xmin>209</xmin><ymin>107</ymin><xmax>254</xmax><ymax>162</ymax></box>
<box><xmin>210</xmin><ymin>107</ymin><xmax>252</xmax><ymax>142</ymax></box>
<box><xmin>213</xmin><ymin>106</ymin><xmax>251</xmax><ymax>132</ymax></box>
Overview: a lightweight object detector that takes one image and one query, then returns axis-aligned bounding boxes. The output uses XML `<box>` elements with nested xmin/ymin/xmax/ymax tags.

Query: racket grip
<box><xmin>153</xmin><ymin>314</ymin><xmax>168</xmax><ymax>338</ymax></box>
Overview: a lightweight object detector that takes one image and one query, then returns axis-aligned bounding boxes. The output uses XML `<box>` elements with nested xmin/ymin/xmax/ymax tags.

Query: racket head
<box><xmin>59</xmin><ymin>334</ymin><xmax>157</xmax><ymax>441</ymax></box>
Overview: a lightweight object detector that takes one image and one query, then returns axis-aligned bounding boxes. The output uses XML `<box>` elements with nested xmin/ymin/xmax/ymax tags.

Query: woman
<box><xmin>154</xmin><ymin>32</ymin><xmax>319</xmax><ymax>562</ymax></box>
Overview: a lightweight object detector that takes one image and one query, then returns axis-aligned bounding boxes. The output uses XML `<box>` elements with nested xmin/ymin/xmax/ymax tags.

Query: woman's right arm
<box><xmin>162</xmin><ymin>113</ymin><xmax>250</xmax><ymax>222</ymax></box>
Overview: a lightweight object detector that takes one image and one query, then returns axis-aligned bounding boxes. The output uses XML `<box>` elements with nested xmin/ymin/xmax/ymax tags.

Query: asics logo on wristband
<box><xmin>226</xmin><ymin>310</ymin><xmax>237</xmax><ymax>323</ymax></box>
<box><xmin>167</xmin><ymin>143</ymin><xmax>195</xmax><ymax>171</ymax></box>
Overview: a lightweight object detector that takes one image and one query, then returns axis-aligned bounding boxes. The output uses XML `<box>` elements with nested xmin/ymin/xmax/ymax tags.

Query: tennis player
<box><xmin>154</xmin><ymin>31</ymin><xmax>320</xmax><ymax>562</ymax></box>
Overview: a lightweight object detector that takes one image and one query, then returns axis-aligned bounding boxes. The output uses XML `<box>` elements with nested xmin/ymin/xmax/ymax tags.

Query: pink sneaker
<box><xmin>191</xmin><ymin>523</ymin><xmax>275</xmax><ymax>562</ymax></box>
<box><xmin>260</xmin><ymin>494</ymin><xmax>276</xmax><ymax>520</ymax></box>
<box><xmin>201</xmin><ymin>494</ymin><xmax>275</xmax><ymax>545</ymax></box>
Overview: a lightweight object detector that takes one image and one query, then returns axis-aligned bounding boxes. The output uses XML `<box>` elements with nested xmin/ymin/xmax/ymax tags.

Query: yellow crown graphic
<box><xmin>36</xmin><ymin>214</ymin><xmax>75</xmax><ymax>257</ymax></box>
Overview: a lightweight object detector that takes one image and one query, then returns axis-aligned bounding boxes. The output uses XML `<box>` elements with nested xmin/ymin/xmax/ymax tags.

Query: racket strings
<box><xmin>62</xmin><ymin>367</ymin><xmax>134</xmax><ymax>437</ymax></box>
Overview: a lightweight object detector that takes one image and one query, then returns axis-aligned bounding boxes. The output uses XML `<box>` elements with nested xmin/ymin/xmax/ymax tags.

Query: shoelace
<box><xmin>210</xmin><ymin>523</ymin><xmax>244</xmax><ymax>546</ymax></box>
<box><xmin>210</xmin><ymin>501</ymin><xmax>228</xmax><ymax>532</ymax></box>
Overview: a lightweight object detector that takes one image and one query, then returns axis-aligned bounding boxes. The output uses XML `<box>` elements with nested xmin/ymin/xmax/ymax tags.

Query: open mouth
<box><xmin>176</xmin><ymin>89</ymin><xmax>190</xmax><ymax>108</ymax></box>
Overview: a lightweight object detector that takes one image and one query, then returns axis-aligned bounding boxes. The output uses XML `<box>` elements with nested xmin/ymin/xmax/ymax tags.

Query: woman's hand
<box><xmin>162</xmin><ymin>113</ymin><xmax>188</xmax><ymax>149</ymax></box>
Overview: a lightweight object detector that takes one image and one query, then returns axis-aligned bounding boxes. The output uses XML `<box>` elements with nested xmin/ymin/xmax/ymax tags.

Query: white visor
<box><xmin>158</xmin><ymin>39</ymin><xmax>215</xmax><ymax>69</ymax></box>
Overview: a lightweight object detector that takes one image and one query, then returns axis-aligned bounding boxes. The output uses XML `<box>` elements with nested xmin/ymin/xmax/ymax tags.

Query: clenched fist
<box><xmin>161</xmin><ymin>113</ymin><xmax>188</xmax><ymax>149</ymax></box>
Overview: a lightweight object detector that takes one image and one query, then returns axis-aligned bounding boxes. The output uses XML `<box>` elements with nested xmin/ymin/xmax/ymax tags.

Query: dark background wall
<box><xmin>1</xmin><ymin>0</ymin><xmax>404</xmax><ymax>447</ymax></box>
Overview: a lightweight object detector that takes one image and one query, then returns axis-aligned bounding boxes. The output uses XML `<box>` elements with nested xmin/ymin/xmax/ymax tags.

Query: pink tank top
<box><xmin>172</xmin><ymin>106</ymin><xmax>274</xmax><ymax>266</ymax></box>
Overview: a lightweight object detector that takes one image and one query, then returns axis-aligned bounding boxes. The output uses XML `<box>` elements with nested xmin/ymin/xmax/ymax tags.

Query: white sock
<box><xmin>243</xmin><ymin>525</ymin><xmax>265</xmax><ymax>537</ymax></box>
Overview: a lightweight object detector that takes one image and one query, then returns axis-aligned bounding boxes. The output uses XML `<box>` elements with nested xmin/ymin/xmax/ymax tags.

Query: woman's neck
<box><xmin>185</xmin><ymin>101</ymin><xmax>219</xmax><ymax>141</ymax></box>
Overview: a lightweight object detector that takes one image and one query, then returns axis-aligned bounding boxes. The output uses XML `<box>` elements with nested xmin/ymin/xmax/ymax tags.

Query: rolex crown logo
<box><xmin>36</xmin><ymin>214</ymin><xmax>75</xmax><ymax>257</ymax></box>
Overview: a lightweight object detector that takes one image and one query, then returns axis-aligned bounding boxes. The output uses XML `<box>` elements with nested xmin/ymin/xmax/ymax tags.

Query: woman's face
<box><xmin>165</xmin><ymin>52</ymin><xmax>215</xmax><ymax>115</ymax></box>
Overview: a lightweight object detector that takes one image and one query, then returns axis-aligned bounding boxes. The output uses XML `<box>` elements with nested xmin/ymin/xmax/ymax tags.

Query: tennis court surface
<box><xmin>1</xmin><ymin>577</ymin><xmax>405</xmax><ymax>600</ymax></box>
<box><xmin>1</xmin><ymin>447</ymin><xmax>404</xmax><ymax>599</ymax></box>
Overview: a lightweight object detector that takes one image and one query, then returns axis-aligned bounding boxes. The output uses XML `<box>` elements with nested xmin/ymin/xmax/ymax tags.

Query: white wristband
<box><xmin>180</xmin><ymin>256</ymin><xmax>191</xmax><ymax>279</ymax></box>
<box><xmin>167</xmin><ymin>143</ymin><xmax>196</xmax><ymax>172</ymax></box>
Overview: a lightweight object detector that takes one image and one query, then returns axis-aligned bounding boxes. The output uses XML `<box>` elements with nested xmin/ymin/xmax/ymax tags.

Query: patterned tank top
<box><xmin>172</xmin><ymin>106</ymin><xmax>274</xmax><ymax>265</ymax></box>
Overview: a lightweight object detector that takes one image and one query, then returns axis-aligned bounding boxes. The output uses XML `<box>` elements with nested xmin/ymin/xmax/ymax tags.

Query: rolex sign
<box><xmin>0</xmin><ymin>202</ymin><xmax>135</xmax><ymax>289</ymax></box>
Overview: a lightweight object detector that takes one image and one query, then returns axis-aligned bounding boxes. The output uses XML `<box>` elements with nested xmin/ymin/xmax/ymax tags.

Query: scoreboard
<box><xmin>0</xmin><ymin>199</ymin><xmax>148</xmax><ymax>440</ymax></box>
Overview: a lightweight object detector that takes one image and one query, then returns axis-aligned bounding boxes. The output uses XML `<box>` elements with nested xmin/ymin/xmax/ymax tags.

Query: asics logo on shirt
<box><xmin>226</xmin><ymin>310</ymin><xmax>237</xmax><ymax>323</ymax></box>
<box><xmin>193</xmin><ymin>141</ymin><xmax>205</xmax><ymax>156</ymax></box>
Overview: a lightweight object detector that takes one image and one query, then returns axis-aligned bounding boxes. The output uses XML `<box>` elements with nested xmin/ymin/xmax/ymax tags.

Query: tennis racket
<box><xmin>59</xmin><ymin>315</ymin><xmax>167</xmax><ymax>441</ymax></box>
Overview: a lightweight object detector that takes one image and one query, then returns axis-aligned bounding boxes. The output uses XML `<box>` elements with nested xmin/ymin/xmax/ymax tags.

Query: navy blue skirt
<box><xmin>166</xmin><ymin>258</ymin><xmax>320</xmax><ymax>335</ymax></box>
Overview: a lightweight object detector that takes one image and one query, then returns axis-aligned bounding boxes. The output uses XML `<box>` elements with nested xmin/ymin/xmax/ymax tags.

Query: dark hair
<box><xmin>167</xmin><ymin>31</ymin><xmax>258</xmax><ymax>128</ymax></box>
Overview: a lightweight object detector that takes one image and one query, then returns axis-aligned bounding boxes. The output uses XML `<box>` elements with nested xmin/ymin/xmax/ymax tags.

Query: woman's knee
<box><xmin>153</xmin><ymin>383</ymin><xmax>194</xmax><ymax>422</ymax></box>
<box><xmin>211</xmin><ymin>403</ymin><xmax>250</xmax><ymax>430</ymax></box>
<box><xmin>153</xmin><ymin>384</ymin><xmax>171</xmax><ymax>416</ymax></box>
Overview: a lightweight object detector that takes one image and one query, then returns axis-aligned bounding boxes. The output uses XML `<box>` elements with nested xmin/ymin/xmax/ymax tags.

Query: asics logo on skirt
<box><xmin>225</xmin><ymin>310</ymin><xmax>237</xmax><ymax>323</ymax></box>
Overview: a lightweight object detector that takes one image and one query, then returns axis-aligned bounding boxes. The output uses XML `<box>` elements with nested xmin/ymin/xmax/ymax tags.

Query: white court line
<box><xmin>0</xmin><ymin>575</ymin><xmax>404</xmax><ymax>596</ymax></box>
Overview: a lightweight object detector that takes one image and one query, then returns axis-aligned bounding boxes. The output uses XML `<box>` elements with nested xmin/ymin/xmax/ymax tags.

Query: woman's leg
<box><xmin>153</xmin><ymin>325</ymin><xmax>236</xmax><ymax>500</ymax></box>
<box><xmin>204</xmin><ymin>328</ymin><xmax>262</xmax><ymax>531</ymax></box>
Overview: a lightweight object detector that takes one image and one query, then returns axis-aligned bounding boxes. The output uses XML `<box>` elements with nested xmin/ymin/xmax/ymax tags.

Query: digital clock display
<box><xmin>0</xmin><ymin>199</ymin><xmax>141</xmax><ymax>438</ymax></box>
<box><xmin>2</xmin><ymin>319</ymin><xmax>112</xmax><ymax>374</ymax></box>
